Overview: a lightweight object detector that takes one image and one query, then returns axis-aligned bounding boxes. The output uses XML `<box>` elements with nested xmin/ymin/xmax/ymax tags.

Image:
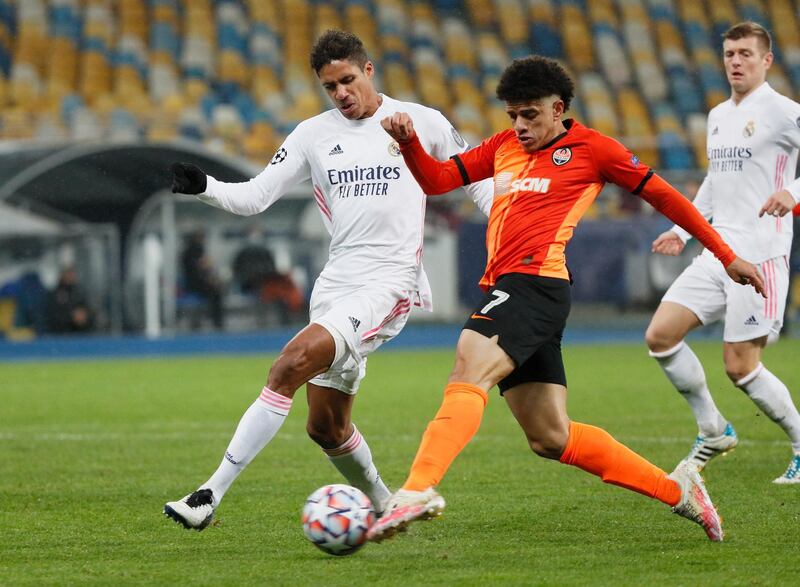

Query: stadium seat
<box><xmin>1</xmin><ymin>0</ymin><xmax>791</xmax><ymax>170</ymax></box>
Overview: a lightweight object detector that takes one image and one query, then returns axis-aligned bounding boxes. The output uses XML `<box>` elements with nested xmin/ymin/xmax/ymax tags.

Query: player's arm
<box><xmin>760</xmin><ymin>98</ymin><xmax>800</xmax><ymax>217</ymax></box>
<box><xmin>640</xmin><ymin>177</ymin><xmax>765</xmax><ymax>295</ymax></box>
<box><xmin>666</xmin><ymin>176</ymin><xmax>713</xmax><ymax>244</ymax></box>
<box><xmin>424</xmin><ymin>111</ymin><xmax>495</xmax><ymax>216</ymax></box>
<box><xmin>593</xmin><ymin>136</ymin><xmax>765</xmax><ymax>295</ymax></box>
<box><xmin>171</xmin><ymin>133</ymin><xmax>310</xmax><ymax>216</ymax></box>
<box><xmin>381</xmin><ymin>112</ymin><xmax>498</xmax><ymax>195</ymax></box>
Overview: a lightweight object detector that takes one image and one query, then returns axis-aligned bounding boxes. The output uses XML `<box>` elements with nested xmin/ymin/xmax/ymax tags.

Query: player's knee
<box><xmin>306</xmin><ymin>420</ymin><xmax>347</xmax><ymax>449</ymax></box>
<box><xmin>527</xmin><ymin>429</ymin><xmax>568</xmax><ymax>460</ymax></box>
<box><xmin>644</xmin><ymin>323</ymin><xmax>675</xmax><ymax>352</ymax></box>
<box><xmin>725</xmin><ymin>362</ymin><xmax>752</xmax><ymax>384</ymax></box>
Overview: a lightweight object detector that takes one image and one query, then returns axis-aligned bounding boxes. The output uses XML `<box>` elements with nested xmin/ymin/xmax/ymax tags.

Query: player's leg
<box><xmin>646</xmin><ymin>257</ymin><xmax>736</xmax><ymax>467</ymax></box>
<box><xmin>402</xmin><ymin>328</ymin><xmax>513</xmax><ymax>491</ymax></box>
<box><xmin>164</xmin><ymin>324</ymin><xmax>336</xmax><ymax>530</ymax></box>
<box><xmin>366</xmin><ymin>328</ymin><xmax>512</xmax><ymax>541</ymax></box>
<box><xmin>368</xmin><ymin>274</ymin><xmax>564</xmax><ymax>541</ymax></box>
<box><xmin>724</xmin><ymin>338</ymin><xmax>800</xmax><ymax>483</ymax></box>
<box><xmin>307</xmin><ymin>382</ymin><xmax>391</xmax><ymax>513</ymax></box>
<box><xmin>504</xmin><ymin>379</ymin><xmax>722</xmax><ymax>541</ymax></box>
<box><xmin>722</xmin><ymin>255</ymin><xmax>800</xmax><ymax>482</ymax></box>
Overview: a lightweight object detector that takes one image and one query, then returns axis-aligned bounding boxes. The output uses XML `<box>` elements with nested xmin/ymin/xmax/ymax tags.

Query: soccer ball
<box><xmin>301</xmin><ymin>484</ymin><xmax>375</xmax><ymax>556</ymax></box>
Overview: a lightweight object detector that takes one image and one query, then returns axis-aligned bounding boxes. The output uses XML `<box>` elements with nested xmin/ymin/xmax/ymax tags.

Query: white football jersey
<box><xmin>197</xmin><ymin>94</ymin><xmax>494</xmax><ymax>310</ymax></box>
<box><xmin>673</xmin><ymin>82</ymin><xmax>800</xmax><ymax>263</ymax></box>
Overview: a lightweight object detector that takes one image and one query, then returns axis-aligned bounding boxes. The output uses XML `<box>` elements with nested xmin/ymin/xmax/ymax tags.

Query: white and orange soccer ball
<box><xmin>301</xmin><ymin>484</ymin><xmax>375</xmax><ymax>556</ymax></box>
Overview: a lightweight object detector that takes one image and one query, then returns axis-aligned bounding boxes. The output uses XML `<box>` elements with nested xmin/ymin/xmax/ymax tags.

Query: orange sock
<box><xmin>559</xmin><ymin>421</ymin><xmax>681</xmax><ymax>506</ymax></box>
<box><xmin>403</xmin><ymin>382</ymin><xmax>489</xmax><ymax>491</ymax></box>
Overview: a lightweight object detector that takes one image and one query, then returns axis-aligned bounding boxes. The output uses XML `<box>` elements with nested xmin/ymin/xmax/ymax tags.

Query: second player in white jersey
<box><xmin>646</xmin><ymin>22</ymin><xmax>800</xmax><ymax>485</ymax></box>
<box><xmin>162</xmin><ymin>30</ymin><xmax>494</xmax><ymax>532</ymax></box>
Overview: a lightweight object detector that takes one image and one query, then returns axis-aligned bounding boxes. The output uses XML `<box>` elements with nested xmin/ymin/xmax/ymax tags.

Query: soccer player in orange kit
<box><xmin>367</xmin><ymin>56</ymin><xmax>767</xmax><ymax>543</ymax></box>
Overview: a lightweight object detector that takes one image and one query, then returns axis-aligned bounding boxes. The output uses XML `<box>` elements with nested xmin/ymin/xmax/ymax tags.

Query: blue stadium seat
<box><xmin>669</xmin><ymin>70</ymin><xmax>703</xmax><ymax>117</ymax></box>
<box><xmin>658</xmin><ymin>132</ymin><xmax>694</xmax><ymax>170</ymax></box>
<box><xmin>529</xmin><ymin>23</ymin><xmax>562</xmax><ymax>58</ymax></box>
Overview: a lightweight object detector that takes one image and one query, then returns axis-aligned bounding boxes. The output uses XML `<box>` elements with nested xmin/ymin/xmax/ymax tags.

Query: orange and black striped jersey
<box><xmin>399</xmin><ymin>119</ymin><xmax>736</xmax><ymax>290</ymax></box>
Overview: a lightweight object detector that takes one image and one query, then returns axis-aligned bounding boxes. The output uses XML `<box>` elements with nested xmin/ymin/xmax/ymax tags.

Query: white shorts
<box><xmin>662</xmin><ymin>252</ymin><xmax>788</xmax><ymax>343</ymax></box>
<box><xmin>308</xmin><ymin>279</ymin><xmax>415</xmax><ymax>394</ymax></box>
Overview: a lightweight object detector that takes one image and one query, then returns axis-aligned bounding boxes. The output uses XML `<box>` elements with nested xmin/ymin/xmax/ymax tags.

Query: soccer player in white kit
<box><xmin>645</xmin><ymin>22</ymin><xmax>800</xmax><ymax>484</ymax></box>
<box><xmin>163</xmin><ymin>30</ymin><xmax>493</xmax><ymax>529</ymax></box>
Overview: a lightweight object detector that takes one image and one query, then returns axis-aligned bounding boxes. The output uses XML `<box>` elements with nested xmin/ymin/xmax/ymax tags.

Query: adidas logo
<box><xmin>348</xmin><ymin>316</ymin><xmax>361</xmax><ymax>331</ymax></box>
<box><xmin>711</xmin><ymin>126</ymin><xmax>719</xmax><ymax>135</ymax></box>
<box><xmin>329</xmin><ymin>144</ymin><xmax>343</xmax><ymax>156</ymax></box>
<box><xmin>744</xmin><ymin>315</ymin><xmax>759</xmax><ymax>326</ymax></box>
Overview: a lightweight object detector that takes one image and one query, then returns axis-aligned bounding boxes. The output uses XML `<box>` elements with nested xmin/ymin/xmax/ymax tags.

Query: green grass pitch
<box><xmin>1</xmin><ymin>339</ymin><xmax>798</xmax><ymax>586</ymax></box>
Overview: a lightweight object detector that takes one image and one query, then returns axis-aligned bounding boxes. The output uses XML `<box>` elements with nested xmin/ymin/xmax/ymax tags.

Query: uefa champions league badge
<box><xmin>271</xmin><ymin>147</ymin><xmax>288</xmax><ymax>165</ymax></box>
<box><xmin>552</xmin><ymin>147</ymin><xmax>572</xmax><ymax>166</ymax></box>
<box><xmin>630</xmin><ymin>154</ymin><xmax>640</xmax><ymax>168</ymax></box>
<box><xmin>388</xmin><ymin>141</ymin><xmax>401</xmax><ymax>156</ymax></box>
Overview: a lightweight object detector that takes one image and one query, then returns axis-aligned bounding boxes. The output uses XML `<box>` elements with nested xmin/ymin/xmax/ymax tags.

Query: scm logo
<box><xmin>510</xmin><ymin>177</ymin><xmax>551</xmax><ymax>193</ymax></box>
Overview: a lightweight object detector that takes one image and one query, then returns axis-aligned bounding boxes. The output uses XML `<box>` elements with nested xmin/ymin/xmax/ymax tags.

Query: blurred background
<box><xmin>0</xmin><ymin>0</ymin><xmax>798</xmax><ymax>343</ymax></box>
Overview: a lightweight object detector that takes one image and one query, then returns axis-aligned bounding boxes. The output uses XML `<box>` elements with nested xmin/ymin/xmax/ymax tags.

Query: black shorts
<box><xmin>463</xmin><ymin>273</ymin><xmax>571</xmax><ymax>393</ymax></box>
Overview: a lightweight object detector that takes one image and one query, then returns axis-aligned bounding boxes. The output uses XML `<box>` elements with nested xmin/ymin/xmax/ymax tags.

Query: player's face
<box><xmin>505</xmin><ymin>96</ymin><xmax>566</xmax><ymax>153</ymax></box>
<box><xmin>318</xmin><ymin>59</ymin><xmax>380</xmax><ymax>120</ymax></box>
<box><xmin>723</xmin><ymin>36</ymin><xmax>772</xmax><ymax>100</ymax></box>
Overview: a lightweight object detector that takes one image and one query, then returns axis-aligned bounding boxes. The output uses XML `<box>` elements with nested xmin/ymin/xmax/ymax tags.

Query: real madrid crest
<box><xmin>388</xmin><ymin>141</ymin><xmax>401</xmax><ymax>156</ymax></box>
<box><xmin>552</xmin><ymin>147</ymin><xmax>572</xmax><ymax>166</ymax></box>
<box><xmin>743</xmin><ymin>120</ymin><xmax>755</xmax><ymax>138</ymax></box>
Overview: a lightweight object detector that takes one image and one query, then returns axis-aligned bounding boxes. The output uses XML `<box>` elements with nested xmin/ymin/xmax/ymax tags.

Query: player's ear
<box><xmin>551</xmin><ymin>97</ymin><xmax>565</xmax><ymax>120</ymax></box>
<box><xmin>763</xmin><ymin>51</ymin><xmax>774</xmax><ymax>69</ymax></box>
<box><xmin>363</xmin><ymin>61</ymin><xmax>374</xmax><ymax>79</ymax></box>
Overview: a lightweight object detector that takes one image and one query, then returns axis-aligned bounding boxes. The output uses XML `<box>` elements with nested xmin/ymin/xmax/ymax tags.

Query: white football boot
<box><xmin>668</xmin><ymin>461</ymin><xmax>723</xmax><ymax>542</ymax></box>
<box><xmin>773</xmin><ymin>454</ymin><xmax>800</xmax><ymax>485</ymax></box>
<box><xmin>682</xmin><ymin>423</ymin><xmax>738</xmax><ymax>470</ymax></box>
<box><xmin>164</xmin><ymin>488</ymin><xmax>216</xmax><ymax>530</ymax></box>
<box><xmin>366</xmin><ymin>487</ymin><xmax>446</xmax><ymax>542</ymax></box>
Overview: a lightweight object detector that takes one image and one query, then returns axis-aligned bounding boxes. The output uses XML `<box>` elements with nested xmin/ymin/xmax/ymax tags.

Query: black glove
<box><xmin>171</xmin><ymin>162</ymin><xmax>207</xmax><ymax>194</ymax></box>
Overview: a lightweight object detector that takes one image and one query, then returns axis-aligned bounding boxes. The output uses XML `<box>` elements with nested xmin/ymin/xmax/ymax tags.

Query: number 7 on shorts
<box><xmin>480</xmin><ymin>290</ymin><xmax>510</xmax><ymax>314</ymax></box>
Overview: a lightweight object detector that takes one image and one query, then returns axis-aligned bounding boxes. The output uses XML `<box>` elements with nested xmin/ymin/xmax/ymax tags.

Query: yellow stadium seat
<box><xmin>561</xmin><ymin>5</ymin><xmax>594</xmax><ymax>71</ymax></box>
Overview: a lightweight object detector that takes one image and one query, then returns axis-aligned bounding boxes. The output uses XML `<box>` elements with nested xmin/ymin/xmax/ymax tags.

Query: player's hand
<box><xmin>758</xmin><ymin>189</ymin><xmax>796</xmax><ymax>218</ymax></box>
<box><xmin>380</xmin><ymin>113</ymin><xmax>416</xmax><ymax>143</ymax></box>
<box><xmin>725</xmin><ymin>257</ymin><xmax>766</xmax><ymax>298</ymax></box>
<box><xmin>651</xmin><ymin>230</ymin><xmax>685</xmax><ymax>256</ymax></box>
<box><xmin>171</xmin><ymin>162</ymin><xmax>207</xmax><ymax>194</ymax></box>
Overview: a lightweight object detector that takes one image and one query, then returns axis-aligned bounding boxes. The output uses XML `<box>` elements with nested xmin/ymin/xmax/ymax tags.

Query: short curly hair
<box><xmin>496</xmin><ymin>56</ymin><xmax>574</xmax><ymax>111</ymax></box>
<box><xmin>310</xmin><ymin>30</ymin><xmax>369</xmax><ymax>73</ymax></box>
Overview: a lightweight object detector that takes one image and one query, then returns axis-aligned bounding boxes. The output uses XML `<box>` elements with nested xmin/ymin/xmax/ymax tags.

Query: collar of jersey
<box><xmin>730</xmin><ymin>81</ymin><xmax>771</xmax><ymax>109</ymax></box>
<box><xmin>536</xmin><ymin>118</ymin><xmax>574</xmax><ymax>151</ymax></box>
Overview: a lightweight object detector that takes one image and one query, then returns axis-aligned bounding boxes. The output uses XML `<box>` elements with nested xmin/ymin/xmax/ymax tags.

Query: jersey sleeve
<box><xmin>777</xmin><ymin>98</ymin><xmax>800</xmax><ymax>203</ymax></box>
<box><xmin>589</xmin><ymin>133</ymin><xmax>653</xmax><ymax>193</ymax></box>
<box><xmin>638</xmin><ymin>174</ymin><xmax>736</xmax><ymax>266</ymax></box>
<box><xmin>672</xmin><ymin>176</ymin><xmax>713</xmax><ymax>242</ymax></box>
<box><xmin>421</xmin><ymin>110</ymin><xmax>494</xmax><ymax>216</ymax></box>
<box><xmin>198</xmin><ymin>128</ymin><xmax>311</xmax><ymax>216</ymax></box>
<box><xmin>398</xmin><ymin>130</ymin><xmax>506</xmax><ymax>195</ymax></box>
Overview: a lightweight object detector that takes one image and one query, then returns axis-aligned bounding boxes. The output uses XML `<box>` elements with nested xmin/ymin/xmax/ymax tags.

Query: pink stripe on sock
<box><xmin>324</xmin><ymin>428</ymin><xmax>363</xmax><ymax>457</ymax></box>
<box><xmin>258</xmin><ymin>386</ymin><xmax>292</xmax><ymax>415</ymax></box>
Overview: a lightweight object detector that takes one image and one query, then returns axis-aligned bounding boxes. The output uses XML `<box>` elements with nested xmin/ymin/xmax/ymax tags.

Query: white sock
<box><xmin>202</xmin><ymin>387</ymin><xmax>292</xmax><ymax>505</ymax></box>
<box><xmin>323</xmin><ymin>425</ymin><xmax>391</xmax><ymax>513</ymax></box>
<box><xmin>737</xmin><ymin>364</ymin><xmax>800</xmax><ymax>453</ymax></box>
<box><xmin>650</xmin><ymin>341</ymin><xmax>727</xmax><ymax>437</ymax></box>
